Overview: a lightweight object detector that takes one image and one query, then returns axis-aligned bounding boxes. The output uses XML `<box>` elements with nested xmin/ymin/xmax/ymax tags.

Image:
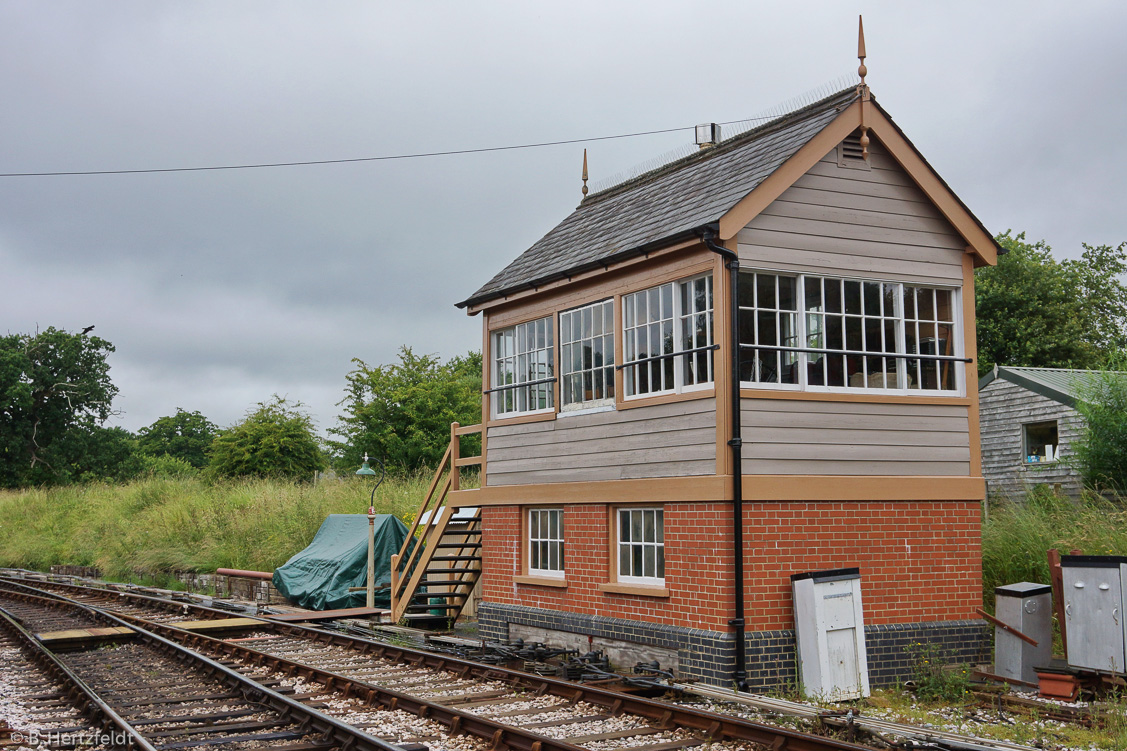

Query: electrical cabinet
<box><xmin>1061</xmin><ymin>555</ymin><xmax>1127</xmax><ymax>674</ymax></box>
<box><xmin>791</xmin><ymin>567</ymin><xmax>870</xmax><ymax>700</ymax></box>
<box><xmin>994</xmin><ymin>582</ymin><xmax>1052</xmax><ymax>685</ymax></box>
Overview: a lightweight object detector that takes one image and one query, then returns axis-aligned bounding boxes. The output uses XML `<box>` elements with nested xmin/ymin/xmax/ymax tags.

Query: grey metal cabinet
<box><xmin>1062</xmin><ymin>555</ymin><xmax>1127</xmax><ymax>673</ymax></box>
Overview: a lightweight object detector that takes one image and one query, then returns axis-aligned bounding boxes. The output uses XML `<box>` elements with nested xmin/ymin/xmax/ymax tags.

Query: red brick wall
<box><xmin>481</xmin><ymin>500</ymin><xmax>980</xmax><ymax>632</ymax></box>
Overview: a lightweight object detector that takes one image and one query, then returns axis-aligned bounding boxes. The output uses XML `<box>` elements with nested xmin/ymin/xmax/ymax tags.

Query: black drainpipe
<box><xmin>699</xmin><ymin>228</ymin><xmax>748</xmax><ymax>691</ymax></box>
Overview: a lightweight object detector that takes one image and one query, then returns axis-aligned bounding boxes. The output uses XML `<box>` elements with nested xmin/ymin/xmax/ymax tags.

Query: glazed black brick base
<box><xmin>479</xmin><ymin>602</ymin><xmax>989</xmax><ymax>691</ymax></box>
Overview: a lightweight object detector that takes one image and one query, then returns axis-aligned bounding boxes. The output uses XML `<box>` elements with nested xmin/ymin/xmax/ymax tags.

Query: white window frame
<box><xmin>528</xmin><ymin>508</ymin><xmax>565</xmax><ymax>578</ymax></box>
<box><xmin>738</xmin><ymin>270</ymin><xmax>963</xmax><ymax>397</ymax></box>
<box><xmin>559</xmin><ymin>299</ymin><xmax>615</xmax><ymax>412</ymax></box>
<box><xmin>622</xmin><ymin>274</ymin><xmax>714</xmax><ymax>399</ymax></box>
<box><xmin>616</xmin><ymin>507</ymin><xmax>665</xmax><ymax>586</ymax></box>
<box><xmin>491</xmin><ymin>316</ymin><xmax>554</xmax><ymax>418</ymax></box>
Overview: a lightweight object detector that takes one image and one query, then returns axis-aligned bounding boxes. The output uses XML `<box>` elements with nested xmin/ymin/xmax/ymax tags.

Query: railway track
<box><xmin>1</xmin><ymin>576</ymin><xmax>875</xmax><ymax>751</ymax></box>
<box><xmin>0</xmin><ymin>587</ymin><xmax>433</xmax><ymax>751</ymax></box>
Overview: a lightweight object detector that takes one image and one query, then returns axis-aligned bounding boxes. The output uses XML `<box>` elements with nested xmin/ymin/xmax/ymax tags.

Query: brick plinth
<box><xmin>479</xmin><ymin>497</ymin><xmax>983</xmax><ymax>690</ymax></box>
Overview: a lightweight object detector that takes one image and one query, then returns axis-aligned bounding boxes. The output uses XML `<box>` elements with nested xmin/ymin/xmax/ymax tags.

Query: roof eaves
<box><xmin>455</xmin><ymin>226</ymin><xmax>708</xmax><ymax>311</ymax></box>
<box><xmin>983</xmin><ymin>366</ymin><xmax>1077</xmax><ymax>408</ymax></box>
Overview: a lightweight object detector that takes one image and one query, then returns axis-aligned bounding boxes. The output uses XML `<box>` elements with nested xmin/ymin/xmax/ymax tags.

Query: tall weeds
<box><xmin>0</xmin><ymin>472</ymin><xmax>449</xmax><ymax>579</ymax></box>
<box><xmin>982</xmin><ymin>486</ymin><xmax>1127</xmax><ymax>604</ymax></box>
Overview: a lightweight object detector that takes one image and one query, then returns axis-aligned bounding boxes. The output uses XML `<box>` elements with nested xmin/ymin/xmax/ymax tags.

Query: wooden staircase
<box><xmin>389</xmin><ymin>422</ymin><xmax>482</xmax><ymax>625</ymax></box>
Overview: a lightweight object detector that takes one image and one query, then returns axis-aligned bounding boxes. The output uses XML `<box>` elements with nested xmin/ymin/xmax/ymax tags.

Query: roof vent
<box><xmin>695</xmin><ymin>123</ymin><xmax>721</xmax><ymax>150</ymax></box>
<box><xmin>838</xmin><ymin>130</ymin><xmax>871</xmax><ymax>170</ymax></box>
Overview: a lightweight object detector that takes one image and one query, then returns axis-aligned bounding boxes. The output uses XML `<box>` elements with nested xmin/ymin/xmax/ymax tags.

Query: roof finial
<box><xmin>857</xmin><ymin>15</ymin><xmax>867</xmax><ymax>87</ymax></box>
<box><xmin>581</xmin><ymin>148</ymin><xmax>589</xmax><ymax>199</ymax></box>
<box><xmin>856</xmin><ymin>15</ymin><xmax>871</xmax><ymax>160</ymax></box>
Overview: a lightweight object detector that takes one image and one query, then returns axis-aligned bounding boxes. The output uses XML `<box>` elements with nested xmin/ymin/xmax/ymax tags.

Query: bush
<box><xmin>1073</xmin><ymin>363</ymin><xmax>1127</xmax><ymax>494</ymax></box>
<box><xmin>209</xmin><ymin>396</ymin><xmax>327</xmax><ymax>481</ymax></box>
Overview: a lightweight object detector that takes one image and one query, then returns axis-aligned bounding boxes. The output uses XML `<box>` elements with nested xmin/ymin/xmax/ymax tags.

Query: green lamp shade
<box><xmin>355</xmin><ymin>460</ymin><xmax>377</xmax><ymax>477</ymax></box>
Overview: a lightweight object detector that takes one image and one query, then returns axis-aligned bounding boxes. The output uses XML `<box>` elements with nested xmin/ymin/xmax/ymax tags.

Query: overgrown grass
<box><xmin>0</xmin><ymin>471</ymin><xmax>468</xmax><ymax>579</ymax></box>
<box><xmin>982</xmin><ymin>486</ymin><xmax>1127</xmax><ymax>605</ymax></box>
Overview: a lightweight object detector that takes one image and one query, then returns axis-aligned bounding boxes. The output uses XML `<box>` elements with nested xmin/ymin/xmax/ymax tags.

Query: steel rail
<box><xmin>0</xmin><ymin>603</ymin><xmax>159</xmax><ymax>751</ymax></box>
<box><xmin>0</xmin><ymin>585</ymin><xmax>409</xmax><ymax>751</ymax></box>
<box><xmin>4</xmin><ymin>576</ymin><xmax>876</xmax><ymax>751</ymax></box>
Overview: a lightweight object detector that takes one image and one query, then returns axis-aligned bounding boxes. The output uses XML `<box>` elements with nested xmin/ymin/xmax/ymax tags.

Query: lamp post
<box><xmin>355</xmin><ymin>453</ymin><xmax>385</xmax><ymax>609</ymax></box>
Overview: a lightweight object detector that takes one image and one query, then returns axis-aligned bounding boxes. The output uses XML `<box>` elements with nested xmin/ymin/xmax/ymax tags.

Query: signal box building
<box><xmin>450</xmin><ymin>83</ymin><xmax>997</xmax><ymax>689</ymax></box>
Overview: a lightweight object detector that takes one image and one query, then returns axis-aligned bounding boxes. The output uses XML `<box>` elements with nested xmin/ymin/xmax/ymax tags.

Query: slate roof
<box><xmin>457</xmin><ymin>87</ymin><xmax>861</xmax><ymax>309</ymax></box>
<box><xmin>979</xmin><ymin>366</ymin><xmax>1127</xmax><ymax>408</ymax></box>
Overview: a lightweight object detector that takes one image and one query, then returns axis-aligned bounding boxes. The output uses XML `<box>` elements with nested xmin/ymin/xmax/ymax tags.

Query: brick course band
<box><xmin>479</xmin><ymin>601</ymin><xmax>988</xmax><ymax>690</ymax></box>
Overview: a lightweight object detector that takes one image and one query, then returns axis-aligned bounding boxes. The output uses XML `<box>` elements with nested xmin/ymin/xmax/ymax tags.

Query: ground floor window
<box><xmin>1023</xmin><ymin>420</ymin><xmax>1059</xmax><ymax>463</ymax></box>
<box><xmin>616</xmin><ymin>507</ymin><xmax>664</xmax><ymax>585</ymax></box>
<box><xmin>528</xmin><ymin>508</ymin><xmax>564</xmax><ymax>577</ymax></box>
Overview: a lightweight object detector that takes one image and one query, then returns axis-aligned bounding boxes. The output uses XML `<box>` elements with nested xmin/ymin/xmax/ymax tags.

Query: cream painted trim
<box><xmin>598</xmin><ymin>582</ymin><xmax>670</xmax><ymax>598</ymax></box>
<box><xmin>513</xmin><ymin>575</ymin><xmax>568</xmax><ymax>589</ymax></box>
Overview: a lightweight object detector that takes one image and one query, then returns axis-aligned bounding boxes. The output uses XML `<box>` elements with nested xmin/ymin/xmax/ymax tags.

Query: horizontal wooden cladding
<box><xmin>744</xmin><ymin>475</ymin><xmax>985</xmax><ymax>501</ymax></box>
<box><xmin>741</xmin><ymin>388</ymin><xmax>971</xmax><ymax>406</ymax></box>
<box><xmin>448</xmin><ymin>476</ymin><xmax>731</xmax><ymax>507</ymax></box>
<box><xmin>736</xmin><ymin>140</ymin><xmax>965</xmax><ymax>287</ymax></box>
<box><xmin>485</xmin><ymin>247</ymin><xmax>714</xmax><ymax>328</ymax></box>
<box><xmin>741</xmin><ymin>398</ymin><xmax>971</xmax><ymax>477</ymax></box>
<box><xmin>486</xmin><ymin>399</ymin><xmax>717</xmax><ymax>486</ymax></box>
<box><xmin>448</xmin><ymin>474</ymin><xmax>984</xmax><ymax>505</ymax></box>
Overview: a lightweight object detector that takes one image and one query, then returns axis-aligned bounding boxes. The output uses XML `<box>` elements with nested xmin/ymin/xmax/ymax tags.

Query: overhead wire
<box><xmin>0</xmin><ymin>116</ymin><xmax>777</xmax><ymax>178</ymax></box>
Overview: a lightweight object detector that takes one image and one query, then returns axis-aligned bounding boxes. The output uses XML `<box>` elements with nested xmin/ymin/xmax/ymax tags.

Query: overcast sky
<box><xmin>2</xmin><ymin>1</ymin><xmax>1124</xmax><ymax>437</ymax></box>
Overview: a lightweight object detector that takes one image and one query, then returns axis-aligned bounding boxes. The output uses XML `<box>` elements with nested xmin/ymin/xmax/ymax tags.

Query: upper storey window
<box><xmin>622</xmin><ymin>274</ymin><xmax>714</xmax><ymax>397</ymax></box>
<box><xmin>559</xmin><ymin>299</ymin><xmax>615</xmax><ymax>411</ymax></box>
<box><xmin>739</xmin><ymin>271</ymin><xmax>960</xmax><ymax>393</ymax></box>
<box><xmin>492</xmin><ymin>316</ymin><xmax>554</xmax><ymax>417</ymax></box>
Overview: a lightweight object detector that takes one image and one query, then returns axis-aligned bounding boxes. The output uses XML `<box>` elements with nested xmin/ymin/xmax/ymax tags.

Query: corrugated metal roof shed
<box><xmin>979</xmin><ymin>366</ymin><xmax>1127</xmax><ymax>407</ymax></box>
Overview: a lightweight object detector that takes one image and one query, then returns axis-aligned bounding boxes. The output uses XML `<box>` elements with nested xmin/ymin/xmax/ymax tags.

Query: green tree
<box><xmin>209</xmin><ymin>396</ymin><xmax>327</xmax><ymax>480</ymax></box>
<box><xmin>51</xmin><ymin>424</ymin><xmax>146</xmax><ymax>484</ymax></box>
<box><xmin>0</xmin><ymin>327</ymin><xmax>118</xmax><ymax>487</ymax></box>
<box><xmin>975</xmin><ymin>233</ymin><xmax>1127</xmax><ymax>375</ymax></box>
<box><xmin>137</xmin><ymin>408</ymin><xmax>217</xmax><ymax>468</ymax></box>
<box><xmin>331</xmin><ymin>347</ymin><xmax>482</xmax><ymax>472</ymax></box>
<box><xmin>1072</xmin><ymin>361</ymin><xmax>1127</xmax><ymax>494</ymax></box>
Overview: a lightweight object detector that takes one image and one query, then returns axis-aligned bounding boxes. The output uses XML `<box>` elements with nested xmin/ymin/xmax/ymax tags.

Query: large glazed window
<box><xmin>616</xmin><ymin>507</ymin><xmax>664</xmax><ymax>585</ymax></box>
<box><xmin>622</xmin><ymin>274</ymin><xmax>714</xmax><ymax>397</ymax></box>
<box><xmin>528</xmin><ymin>508</ymin><xmax>564</xmax><ymax>577</ymax></box>
<box><xmin>492</xmin><ymin>317</ymin><xmax>554</xmax><ymax>417</ymax></box>
<box><xmin>559</xmin><ymin>299</ymin><xmax>615</xmax><ymax>411</ymax></box>
<box><xmin>739</xmin><ymin>271</ymin><xmax>960</xmax><ymax>393</ymax></box>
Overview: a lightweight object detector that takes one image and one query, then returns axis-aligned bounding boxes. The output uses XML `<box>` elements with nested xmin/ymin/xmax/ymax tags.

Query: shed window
<box><xmin>739</xmin><ymin>271</ymin><xmax>960</xmax><ymax>394</ymax></box>
<box><xmin>622</xmin><ymin>274</ymin><xmax>713</xmax><ymax>397</ymax></box>
<box><xmin>1024</xmin><ymin>421</ymin><xmax>1059</xmax><ymax>463</ymax></box>
<box><xmin>617</xmin><ymin>507</ymin><xmax>664</xmax><ymax>585</ymax></box>
<box><xmin>528</xmin><ymin>508</ymin><xmax>564</xmax><ymax>577</ymax></box>
<box><xmin>492</xmin><ymin>317</ymin><xmax>554</xmax><ymax>417</ymax></box>
<box><xmin>560</xmin><ymin>299</ymin><xmax>615</xmax><ymax>411</ymax></box>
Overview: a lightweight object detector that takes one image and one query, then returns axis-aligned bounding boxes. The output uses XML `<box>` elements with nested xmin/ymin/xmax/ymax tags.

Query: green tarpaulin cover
<box><xmin>272</xmin><ymin>514</ymin><xmax>413</xmax><ymax>611</ymax></box>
